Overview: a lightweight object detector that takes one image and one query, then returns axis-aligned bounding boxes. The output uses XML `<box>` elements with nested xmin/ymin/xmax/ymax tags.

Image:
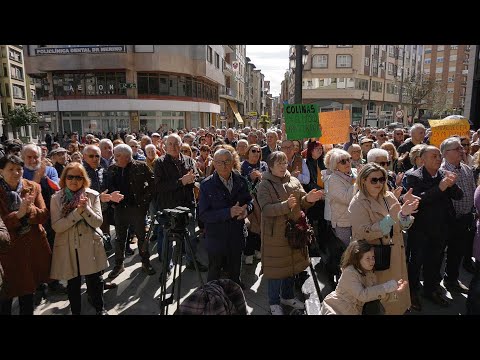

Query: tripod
<box><xmin>148</xmin><ymin>214</ymin><xmax>205</xmax><ymax>315</ymax></box>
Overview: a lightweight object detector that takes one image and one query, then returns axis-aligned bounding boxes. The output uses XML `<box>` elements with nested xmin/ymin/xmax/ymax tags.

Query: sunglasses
<box><xmin>251</xmin><ymin>149</ymin><xmax>260</xmax><ymax>154</ymax></box>
<box><xmin>338</xmin><ymin>158</ymin><xmax>351</xmax><ymax>165</ymax></box>
<box><xmin>376</xmin><ymin>161</ymin><xmax>391</xmax><ymax>167</ymax></box>
<box><xmin>369</xmin><ymin>176</ymin><xmax>386</xmax><ymax>185</ymax></box>
<box><xmin>87</xmin><ymin>154</ymin><xmax>100</xmax><ymax>158</ymax></box>
<box><xmin>66</xmin><ymin>175</ymin><xmax>84</xmax><ymax>181</ymax></box>
<box><xmin>377</xmin><ymin>134</ymin><xmax>386</xmax><ymax>138</ymax></box>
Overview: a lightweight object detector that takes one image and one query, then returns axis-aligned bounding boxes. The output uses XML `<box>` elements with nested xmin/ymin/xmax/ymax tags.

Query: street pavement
<box><xmin>13</xmin><ymin>228</ymin><xmax>473</xmax><ymax>316</ymax></box>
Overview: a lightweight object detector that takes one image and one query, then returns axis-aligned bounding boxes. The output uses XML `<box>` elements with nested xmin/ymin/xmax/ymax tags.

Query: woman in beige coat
<box><xmin>256</xmin><ymin>151</ymin><xmax>323</xmax><ymax>315</ymax></box>
<box><xmin>321</xmin><ymin>240</ymin><xmax>408</xmax><ymax>315</ymax></box>
<box><xmin>50</xmin><ymin>162</ymin><xmax>108</xmax><ymax>315</ymax></box>
<box><xmin>348</xmin><ymin>163</ymin><xmax>419</xmax><ymax>315</ymax></box>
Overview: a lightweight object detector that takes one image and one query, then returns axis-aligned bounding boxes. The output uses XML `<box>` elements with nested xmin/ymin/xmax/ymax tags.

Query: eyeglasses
<box><xmin>214</xmin><ymin>160</ymin><xmax>232</xmax><ymax>167</ymax></box>
<box><xmin>369</xmin><ymin>176</ymin><xmax>386</xmax><ymax>185</ymax></box>
<box><xmin>338</xmin><ymin>158</ymin><xmax>351</xmax><ymax>165</ymax></box>
<box><xmin>87</xmin><ymin>154</ymin><xmax>100</xmax><ymax>158</ymax></box>
<box><xmin>251</xmin><ymin>149</ymin><xmax>260</xmax><ymax>154</ymax></box>
<box><xmin>66</xmin><ymin>175</ymin><xmax>84</xmax><ymax>181</ymax></box>
<box><xmin>377</xmin><ymin>134</ymin><xmax>386</xmax><ymax>138</ymax></box>
<box><xmin>376</xmin><ymin>161</ymin><xmax>391</xmax><ymax>167</ymax></box>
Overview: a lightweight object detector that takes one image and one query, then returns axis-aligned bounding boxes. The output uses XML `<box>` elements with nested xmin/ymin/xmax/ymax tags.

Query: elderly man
<box><xmin>359</xmin><ymin>137</ymin><xmax>374</xmax><ymax>161</ymax></box>
<box><xmin>280</xmin><ymin>140</ymin><xmax>310</xmax><ymax>185</ymax></box>
<box><xmin>261</xmin><ymin>130</ymin><xmax>280</xmax><ymax>161</ymax></box>
<box><xmin>405</xmin><ymin>145</ymin><xmax>463</xmax><ymax>310</ymax></box>
<box><xmin>154</xmin><ymin>134</ymin><xmax>207</xmax><ymax>276</ymax></box>
<box><xmin>107</xmin><ymin>144</ymin><xmax>155</xmax><ymax>279</ymax></box>
<box><xmin>225</xmin><ymin>128</ymin><xmax>237</xmax><ymax>148</ymax></box>
<box><xmin>50</xmin><ymin>147</ymin><xmax>69</xmax><ymax>177</ymax></box>
<box><xmin>199</xmin><ymin>149</ymin><xmax>253</xmax><ymax>288</ymax></box>
<box><xmin>236</xmin><ymin>139</ymin><xmax>249</xmax><ymax>162</ymax></box>
<box><xmin>99</xmin><ymin>138</ymin><xmax>114</xmax><ymax>168</ymax></box>
<box><xmin>373</xmin><ymin>128</ymin><xmax>388</xmax><ymax>148</ymax></box>
<box><xmin>440</xmin><ymin>137</ymin><xmax>476</xmax><ymax>290</ymax></box>
<box><xmin>397</xmin><ymin>123</ymin><xmax>426</xmax><ymax>171</ymax></box>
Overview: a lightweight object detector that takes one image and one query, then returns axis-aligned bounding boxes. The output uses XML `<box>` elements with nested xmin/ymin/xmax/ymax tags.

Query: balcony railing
<box><xmin>219</xmin><ymin>85</ymin><xmax>236</xmax><ymax>98</ymax></box>
<box><xmin>223</xmin><ymin>62</ymin><xmax>232</xmax><ymax>74</ymax></box>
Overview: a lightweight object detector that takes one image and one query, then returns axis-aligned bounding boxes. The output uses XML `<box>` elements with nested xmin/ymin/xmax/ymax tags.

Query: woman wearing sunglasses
<box><xmin>324</xmin><ymin>149</ymin><xmax>358</xmax><ymax>247</ymax></box>
<box><xmin>50</xmin><ymin>162</ymin><xmax>108</xmax><ymax>315</ymax></box>
<box><xmin>348</xmin><ymin>163</ymin><xmax>419</xmax><ymax>315</ymax></box>
<box><xmin>367</xmin><ymin>148</ymin><xmax>403</xmax><ymax>196</ymax></box>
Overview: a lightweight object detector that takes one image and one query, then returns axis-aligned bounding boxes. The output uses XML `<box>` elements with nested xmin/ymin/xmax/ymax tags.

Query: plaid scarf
<box><xmin>61</xmin><ymin>188</ymin><xmax>85</xmax><ymax>217</ymax></box>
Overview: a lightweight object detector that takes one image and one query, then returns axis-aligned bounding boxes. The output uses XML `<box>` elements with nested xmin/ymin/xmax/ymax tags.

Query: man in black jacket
<box><xmin>107</xmin><ymin>144</ymin><xmax>155</xmax><ymax>279</ymax></box>
<box><xmin>405</xmin><ymin>145</ymin><xmax>463</xmax><ymax>311</ymax></box>
<box><xmin>154</xmin><ymin>134</ymin><xmax>207</xmax><ymax>274</ymax></box>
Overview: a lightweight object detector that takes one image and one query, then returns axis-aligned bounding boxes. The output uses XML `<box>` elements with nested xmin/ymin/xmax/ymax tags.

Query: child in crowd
<box><xmin>320</xmin><ymin>240</ymin><xmax>408</xmax><ymax>315</ymax></box>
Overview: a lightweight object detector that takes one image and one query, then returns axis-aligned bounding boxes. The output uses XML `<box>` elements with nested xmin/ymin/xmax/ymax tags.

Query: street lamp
<box><xmin>361</xmin><ymin>92</ymin><xmax>366</xmax><ymax>126</ymax></box>
<box><xmin>289</xmin><ymin>45</ymin><xmax>309</xmax><ymax>104</ymax></box>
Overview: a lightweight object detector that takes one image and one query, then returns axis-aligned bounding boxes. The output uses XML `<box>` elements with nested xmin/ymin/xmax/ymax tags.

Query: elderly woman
<box><xmin>144</xmin><ymin>144</ymin><xmax>159</xmax><ymax>171</ymax></box>
<box><xmin>324</xmin><ymin>148</ymin><xmax>357</xmax><ymax>246</ymax></box>
<box><xmin>256</xmin><ymin>151</ymin><xmax>323</xmax><ymax>315</ymax></box>
<box><xmin>348</xmin><ymin>163</ymin><xmax>419</xmax><ymax>315</ymax></box>
<box><xmin>0</xmin><ymin>217</ymin><xmax>10</xmax><ymax>299</ymax></box>
<box><xmin>0</xmin><ymin>155</ymin><xmax>51</xmax><ymax>315</ymax></box>
<box><xmin>241</xmin><ymin>144</ymin><xmax>268</xmax><ymax>265</ymax></box>
<box><xmin>196</xmin><ymin>145</ymin><xmax>212</xmax><ymax>177</ymax></box>
<box><xmin>50</xmin><ymin>162</ymin><xmax>108</xmax><ymax>315</ymax></box>
<box><xmin>70</xmin><ymin>151</ymin><xmax>83</xmax><ymax>163</ymax></box>
<box><xmin>347</xmin><ymin>144</ymin><xmax>365</xmax><ymax>170</ymax></box>
<box><xmin>380</xmin><ymin>142</ymin><xmax>402</xmax><ymax>173</ymax></box>
<box><xmin>401</xmin><ymin>144</ymin><xmax>427</xmax><ymax>192</ymax></box>
<box><xmin>367</xmin><ymin>148</ymin><xmax>402</xmax><ymax>194</ymax></box>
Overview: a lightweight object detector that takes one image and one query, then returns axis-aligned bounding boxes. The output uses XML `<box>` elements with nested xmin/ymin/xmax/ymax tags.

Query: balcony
<box><xmin>224</xmin><ymin>45</ymin><xmax>235</xmax><ymax>53</ymax></box>
<box><xmin>223</xmin><ymin>62</ymin><xmax>233</xmax><ymax>75</ymax></box>
<box><xmin>219</xmin><ymin>85</ymin><xmax>236</xmax><ymax>99</ymax></box>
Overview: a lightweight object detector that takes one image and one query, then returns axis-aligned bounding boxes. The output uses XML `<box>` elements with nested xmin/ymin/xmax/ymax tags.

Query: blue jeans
<box><xmin>157</xmin><ymin>206</ymin><xmax>197</xmax><ymax>265</ymax></box>
<box><xmin>268</xmin><ymin>277</ymin><xmax>295</xmax><ymax>305</ymax></box>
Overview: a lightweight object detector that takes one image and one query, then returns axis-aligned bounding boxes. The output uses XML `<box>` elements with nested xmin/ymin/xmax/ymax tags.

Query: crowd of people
<box><xmin>0</xmin><ymin>120</ymin><xmax>479</xmax><ymax>315</ymax></box>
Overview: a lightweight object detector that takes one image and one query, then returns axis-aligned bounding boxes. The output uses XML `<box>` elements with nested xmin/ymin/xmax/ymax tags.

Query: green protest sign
<box><xmin>284</xmin><ymin>104</ymin><xmax>321</xmax><ymax>140</ymax></box>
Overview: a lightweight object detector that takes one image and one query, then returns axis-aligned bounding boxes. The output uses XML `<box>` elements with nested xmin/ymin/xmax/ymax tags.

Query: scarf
<box><xmin>61</xmin><ymin>188</ymin><xmax>85</xmax><ymax>217</ymax></box>
<box><xmin>334</xmin><ymin>169</ymin><xmax>355</xmax><ymax>184</ymax></box>
<box><xmin>0</xmin><ymin>177</ymin><xmax>23</xmax><ymax>211</ymax></box>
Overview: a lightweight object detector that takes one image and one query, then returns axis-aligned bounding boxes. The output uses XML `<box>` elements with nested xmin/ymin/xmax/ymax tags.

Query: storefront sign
<box><xmin>120</xmin><ymin>83</ymin><xmax>137</xmax><ymax>89</ymax></box>
<box><xmin>35</xmin><ymin>45</ymin><xmax>127</xmax><ymax>56</ymax></box>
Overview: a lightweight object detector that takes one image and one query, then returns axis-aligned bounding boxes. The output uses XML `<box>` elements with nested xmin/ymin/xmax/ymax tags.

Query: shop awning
<box><xmin>227</xmin><ymin>100</ymin><xmax>244</xmax><ymax>125</ymax></box>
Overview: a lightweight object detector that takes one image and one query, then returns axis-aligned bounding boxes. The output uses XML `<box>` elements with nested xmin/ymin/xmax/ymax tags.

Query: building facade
<box><xmin>23</xmin><ymin>45</ymin><xmax>224</xmax><ymax>137</ymax></box>
<box><xmin>422</xmin><ymin>45</ymin><xmax>470</xmax><ymax>117</ymax></box>
<box><xmin>1</xmin><ymin>45</ymin><xmax>37</xmax><ymax>139</ymax></box>
<box><xmin>295</xmin><ymin>45</ymin><xmax>423</xmax><ymax>127</ymax></box>
<box><xmin>218</xmin><ymin>45</ymin><xmax>246</xmax><ymax>129</ymax></box>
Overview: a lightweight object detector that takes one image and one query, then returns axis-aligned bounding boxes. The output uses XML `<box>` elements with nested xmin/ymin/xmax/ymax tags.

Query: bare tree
<box><xmin>403</xmin><ymin>74</ymin><xmax>436</xmax><ymax>120</ymax></box>
<box><xmin>430</xmin><ymin>83</ymin><xmax>451</xmax><ymax>118</ymax></box>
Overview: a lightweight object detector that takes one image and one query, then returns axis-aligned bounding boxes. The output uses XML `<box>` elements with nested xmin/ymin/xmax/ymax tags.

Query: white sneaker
<box><xmin>270</xmin><ymin>304</ymin><xmax>284</xmax><ymax>315</ymax></box>
<box><xmin>255</xmin><ymin>250</ymin><xmax>262</xmax><ymax>260</ymax></box>
<box><xmin>280</xmin><ymin>297</ymin><xmax>305</xmax><ymax>310</ymax></box>
<box><xmin>244</xmin><ymin>255</ymin><xmax>254</xmax><ymax>265</ymax></box>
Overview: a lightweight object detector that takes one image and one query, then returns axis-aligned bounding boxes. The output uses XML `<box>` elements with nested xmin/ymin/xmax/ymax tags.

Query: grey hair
<box><xmin>213</xmin><ymin>148</ymin><xmax>233</xmax><ymax>160</ymax></box>
<box><xmin>99</xmin><ymin>138</ymin><xmax>113</xmax><ymax>149</ymax></box>
<box><xmin>167</xmin><ymin>133</ymin><xmax>182</xmax><ymax>145</ymax></box>
<box><xmin>125</xmin><ymin>135</ymin><xmax>135</xmax><ymax>144</ymax></box>
<box><xmin>113</xmin><ymin>144</ymin><xmax>133</xmax><ymax>158</ymax></box>
<box><xmin>266</xmin><ymin>130</ymin><xmax>277</xmax><ymax>138</ymax></box>
<box><xmin>440</xmin><ymin>137</ymin><xmax>461</xmax><ymax>157</ymax></box>
<box><xmin>410</xmin><ymin>123</ymin><xmax>426</xmax><ymax>135</ymax></box>
<box><xmin>83</xmin><ymin>144</ymin><xmax>100</xmax><ymax>155</ymax></box>
<box><xmin>367</xmin><ymin>148</ymin><xmax>390</xmax><ymax>162</ymax></box>
<box><xmin>145</xmin><ymin>144</ymin><xmax>157</xmax><ymax>153</ymax></box>
<box><xmin>21</xmin><ymin>143</ymin><xmax>41</xmax><ymax>157</ymax></box>
<box><xmin>237</xmin><ymin>139</ymin><xmax>248</xmax><ymax>146</ymax></box>
<box><xmin>327</xmin><ymin>148</ymin><xmax>351</xmax><ymax>171</ymax></box>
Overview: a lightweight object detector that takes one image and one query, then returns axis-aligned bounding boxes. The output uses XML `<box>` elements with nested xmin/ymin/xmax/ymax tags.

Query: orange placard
<box><xmin>428</xmin><ymin>119</ymin><xmax>470</xmax><ymax>147</ymax></box>
<box><xmin>319</xmin><ymin>110</ymin><xmax>351</xmax><ymax>145</ymax></box>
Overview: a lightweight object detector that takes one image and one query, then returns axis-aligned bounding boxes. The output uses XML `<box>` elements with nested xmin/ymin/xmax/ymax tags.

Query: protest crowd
<box><xmin>0</xmin><ymin>117</ymin><xmax>479</xmax><ymax>315</ymax></box>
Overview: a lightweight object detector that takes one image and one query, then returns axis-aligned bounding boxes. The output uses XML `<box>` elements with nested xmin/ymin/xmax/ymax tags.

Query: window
<box><xmin>388</xmin><ymin>62</ymin><xmax>394</xmax><ymax>75</ymax></box>
<box><xmin>337</xmin><ymin>45</ymin><xmax>352</xmax><ymax>48</ymax></box>
<box><xmin>215</xmin><ymin>52</ymin><xmax>220</xmax><ymax>68</ymax></box>
<box><xmin>450</xmin><ymin>54</ymin><xmax>457</xmax><ymax>61</ymax></box>
<box><xmin>425</xmin><ymin>68</ymin><xmax>430</xmax><ymax>74</ymax></box>
<box><xmin>365</xmin><ymin>57</ymin><xmax>370</xmax><ymax>66</ymax></box>
<box><xmin>451</xmin><ymin>45</ymin><xmax>458</xmax><ymax>50</ymax></box>
<box><xmin>448</xmin><ymin>76</ymin><xmax>455</xmax><ymax>83</ymax></box>
<box><xmin>355</xmin><ymin>78</ymin><xmax>368</xmax><ymax>90</ymax></box>
<box><xmin>447</xmin><ymin>88</ymin><xmax>454</xmax><ymax>93</ymax></box>
<box><xmin>425</xmin><ymin>58</ymin><xmax>431</xmax><ymax>64</ymax></box>
<box><xmin>12</xmin><ymin>84</ymin><xmax>25</xmax><ymax>99</ymax></box>
<box><xmin>207</xmin><ymin>46</ymin><xmax>212</xmax><ymax>63</ymax></box>
<box><xmin>10</xmin><ymin>65</ymin><xmax>23</xmax><ymax>80</ymax></box>
<box><xmin>372</xmin><ymin>81</ymin><xmax>382</xmax><ymax>92</ymax></box>
<box><xmin>436</xmin><ymin>67</ymin><xmax>443</xmax><ymax>74</ymax></box>
<box><xmin>425</xmin><ymin>48</ymin><xmax>432</xmax><ymax>54</ymax></box>
<box><xmin>336</xmin><ymin>55</ymin><xmax>352</xmax><ymax>68</ymax></box>
<box><xmin>313</xmin><ymin>45</ymin><xmax>328</xmax><ymax>48</ymax></box>
<box><xmin>437</xmin><ymin>45</ymin><xmax>444</xmax><ymax>51</ymax></box>
<box><xmin>388</xmin><ymin>46</ymin><xmax>395</xmax><ymax>57</ymax></box>
<box><xmin>437</xmin><ymin>57</ymin><xmax>444</xmax><ymax>63</ymax></box>
<box><xmin>312</xmin><ymin>54</ymin><xmax>328</xmax><ymax>68</ymax></box>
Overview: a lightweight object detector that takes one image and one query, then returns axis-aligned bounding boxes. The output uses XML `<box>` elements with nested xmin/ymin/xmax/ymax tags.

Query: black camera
<box><xmin>156</xmin><ymin>206</ymin><xmax>191</xmax><ymax>232</ymax></box>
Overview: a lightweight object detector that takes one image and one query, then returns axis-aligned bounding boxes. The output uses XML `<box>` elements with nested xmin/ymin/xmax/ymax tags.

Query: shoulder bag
<box><xmin>267</xmin><ymin>180</ymin><xmax>313</xmax><ymax>258</ymax></box>
<box><xmin>373</xmin><ymin>197</ymin><xmax>394</xmax><ymax>271</ymax></box>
